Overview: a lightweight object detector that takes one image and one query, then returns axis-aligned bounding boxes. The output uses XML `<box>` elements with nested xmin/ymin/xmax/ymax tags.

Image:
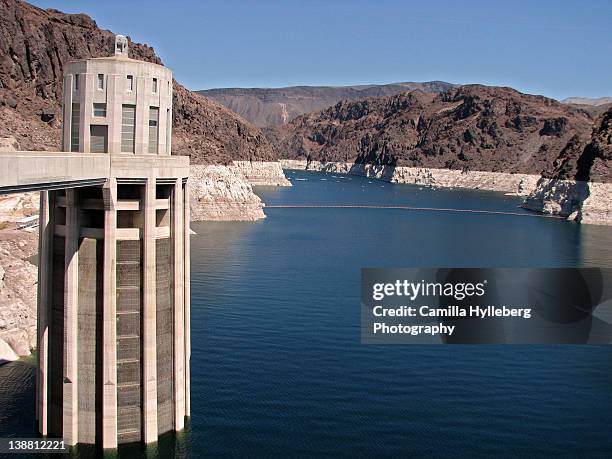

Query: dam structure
<box><xmin>0</xmin><ymin>36</ymin><xmax>190</xmax><ymax>447</ymax></box>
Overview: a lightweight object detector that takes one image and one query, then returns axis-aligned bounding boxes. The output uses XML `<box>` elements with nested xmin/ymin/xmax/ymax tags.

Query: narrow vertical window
<box><xmin>70</xmin><ymin>103</ymin><xmax>80</xmax><ymax>152</ymax></box>
<box><xmin>93</xmin><ymin>103</ymin><xmax>107</xmax><ymax>117</ymax></box>
<box><xmin>121</xmin><ymin>104</ymin><xmax>136</xmax><ymax>153</ymax></box>
<box><xmin>152</xmin><ymin>78</ymin><xmax>158</xmax><ymax>93</ymax></box>
<box><xmin>167</xmin><ymin>80</ymin><xmax>170</xmax><ymax>95</ymax></box>
<box><xmin>166</xmin><ymin>109</ymin><xmax>171</xmax><ymax>154</ymax></box>
<box><xmin>97</xmin><ymin>74</ymin><xmax>104</xmax><ymax>90</ymax></box>
<box><xmin>127</xmin><ymin>75</ymin><xmax>133</xmax><ymax>91</ymax></box>
<box><xmin>148</xmin><ymin>106</ymin><xmax>159</xmax><ymax>154</ymax></box>
<box><xmin>74</xmin><ymin>74</ymin><xmax>79</xmax><ymax>91</ymax></box>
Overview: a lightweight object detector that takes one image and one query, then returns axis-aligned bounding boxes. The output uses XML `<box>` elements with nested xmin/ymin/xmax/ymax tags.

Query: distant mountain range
<box><xmin>198</xmin><ymin>81</ymin><xmax>455</xmax><ymax>127</ymax></box>
<box><xmin>562</xmin><ymin>97</ymin><xmax>612</xmax><ymax>106</ymax></box>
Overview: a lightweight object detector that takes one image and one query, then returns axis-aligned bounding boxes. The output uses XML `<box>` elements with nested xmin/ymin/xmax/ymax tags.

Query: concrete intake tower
<box><xmin>32</xmin><ymin>35</ymin><xmax>191</xmax><ymax>447</ymax></box>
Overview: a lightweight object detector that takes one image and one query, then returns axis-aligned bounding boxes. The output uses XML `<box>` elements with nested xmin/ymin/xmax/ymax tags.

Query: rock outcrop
<box><xmin>233</xmin><ymin>161</ymin><xmax>291</xmax><ymax>186</ymax></box>
<box><xmin>190</xmin><ymin>165</ymin><xmax>265</xmax><ymax>221</ymax></box>
<box><xmin>172</xmin><ymin>85</ymin><xmax>277</xmax><ymax>165</ymax></box>
<box><xmin>274</xmin><ymin>85</ymin><xmax>599</xmax><ymax>177</ymax></box>
<box><xmin>0</xmin><ymin>229</ymin><xmax>38</xmax><ymax>360</ymax></box>
<box><xmin>523</xmin><ymin>107</ymin><xmax>612</xmax><ymax>225</ymax></box>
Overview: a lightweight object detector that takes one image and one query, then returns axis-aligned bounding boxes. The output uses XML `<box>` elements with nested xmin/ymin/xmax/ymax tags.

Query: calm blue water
<box><xmin>1</xmin><ymin>170</ymin><xmax>612</xmax><ymax>457</ymax></box>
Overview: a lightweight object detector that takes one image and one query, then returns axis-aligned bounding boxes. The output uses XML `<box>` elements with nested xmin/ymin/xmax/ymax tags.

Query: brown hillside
<box><xmin>273</xmin><ymin>85</ymin><xmax>610</xmax><ymax>181</ymax></box>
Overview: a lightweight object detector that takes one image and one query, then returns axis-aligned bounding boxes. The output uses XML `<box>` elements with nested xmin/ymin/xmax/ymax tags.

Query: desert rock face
<box><xmin>190</xmin><ymin>165</ymin><xmax>265</xmax><ymax>221</ymax></box>
<box><xmin>172</xmin><ymin>85</ymin><xmax>276</xmax><ymax>165</ymax></box>
<box><xmin>523</xmin><ymin>107</ymin><xmax>612</xmax><ymax>224</ymax></box>
<box><xmin>274</xmin><ymin>85</ymin><xmax>603</xmax><ymax>177</ymax></box>
<box><xmin>577</xmin><ymin>108</ymin><xmax>612</xmax><ymax>183</ymax></box>
<box><xmin>0</xmin><ymin>228</ymin><xmax>38</xmax><ymax>360</ymax></box>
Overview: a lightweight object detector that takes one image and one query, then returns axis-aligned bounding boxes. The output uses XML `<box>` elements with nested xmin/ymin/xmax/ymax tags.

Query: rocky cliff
<box><xmin>523</xmin><ymin>107</ymin><xmax>612</xmax><ymax>224</ymax></box>
<box><xmin>0</xmin><ymin>228</ymin><xmax>38</xmax><ymax>362</ymax></box>
<box><xmin>274</xmin><ymin>85</ymin><xmax>602</xmax><ymax>178</ymax></box>
<box><xmin>199</xmin><ymin>81</ymin><xmax>454</xmax><ymax>128</ymax></box>
<box><xmin>190</xmin><ymin>165</ymin><xmax>265</xmax><ymax>221</ymax></box>
<box><xmin>0</xmin><ymin>0</ymin><xmax>276</xmax><ymax>164</ymax></box>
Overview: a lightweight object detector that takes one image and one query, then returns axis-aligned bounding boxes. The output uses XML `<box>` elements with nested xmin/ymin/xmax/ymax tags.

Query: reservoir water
<box><xmin>1</xmin><ymin>170</ymin><xmax>612</xmax><ymax>457</ymax></box>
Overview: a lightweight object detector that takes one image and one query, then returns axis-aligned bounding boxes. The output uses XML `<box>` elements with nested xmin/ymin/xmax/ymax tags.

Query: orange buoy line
<box><xmin>264</xmin><ymin>205</ymin><xmax>566</xmax><ymax>219</ymax></box>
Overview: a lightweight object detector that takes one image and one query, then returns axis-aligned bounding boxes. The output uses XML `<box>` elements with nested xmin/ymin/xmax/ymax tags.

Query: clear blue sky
<box><xmin>30</xmin><ymin>0</ymin><xmax>612</xmax><ymax>99</ymax></box>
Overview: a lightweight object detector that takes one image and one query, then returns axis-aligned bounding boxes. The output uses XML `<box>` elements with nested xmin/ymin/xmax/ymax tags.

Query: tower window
<box><xmin>148</xmin><ymin>106</ymin><xmax>159</xmax><ymax>154</ymax></box>
<box><xmin>74</xmin><ymin>74</ymin><xmax>79</xmax><ymax>91</ymax></box>
<box><xmin>93</xmin><ymin>103</ymin><xmax>107</xmax><ymax>117</ymax></box>
<box><xmin>127</xmin><ymin>75</ymin><xmax>133</xmax><ymax>91</ymax></box>
<box><xmin>70</xmin><ymin>103</ymin><xmax>80</xmax><ymax>152</ymax></box>
<box><xmin>121</xmin><ymin>104</ymin><xmax>136</xmax><ymax>153</ymax></box>
<box><xmin>97</xmin><ymin>74</ymin><xmax>104</xmax><ymax>90</ymax></box>
<box><xmin>152</xmin><ymin>78</ymin><xmax>158</xmax><ymax>93</ymax></box>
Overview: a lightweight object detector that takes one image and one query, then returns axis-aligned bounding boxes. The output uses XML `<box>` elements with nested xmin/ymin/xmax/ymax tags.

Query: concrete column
<box><xmin>142</xmin><ymin>177</ymin><xmax>158</xmax><ymax>442</ymax></box>
<box><xmin>36</xmin><ymin>191</ymin><xmax>53</xmax><ymax>435</ymax></box>
<box><xmin>63</xmin><ymin>189</ymin><xmax>79</xmax><ymax>445</ymax></box>
<box><xmin>172</xmin><ymin>179</ymin><xmax>185</xmax><ymax>429</ymax></box>
<box><xmin>183</xmin><ymin>180</ymin><xmax>191</xmax><ymax>417</ymax></box>
<box><xmin>102</xmin><ymin>179</ymin><xmax>118</xmax><ymax>448</ymax></box>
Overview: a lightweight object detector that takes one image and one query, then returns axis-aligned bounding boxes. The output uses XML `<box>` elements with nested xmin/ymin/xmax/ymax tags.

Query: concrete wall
<box><xmin>40</xmin><ymin>175</ymin><xmax>190</xmax><ymax>446</ymax></box>
<box><xmin>64</xmin><ymin>57</ymin><xmax>173</xmax><ymax>156</ymax></box>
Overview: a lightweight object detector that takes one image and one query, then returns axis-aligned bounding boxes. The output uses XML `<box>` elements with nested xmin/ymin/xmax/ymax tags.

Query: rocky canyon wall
<box><xmin>523</xmin><ymin>179</ymin><xmax>612</xmax><ymax>225</ymax></box>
